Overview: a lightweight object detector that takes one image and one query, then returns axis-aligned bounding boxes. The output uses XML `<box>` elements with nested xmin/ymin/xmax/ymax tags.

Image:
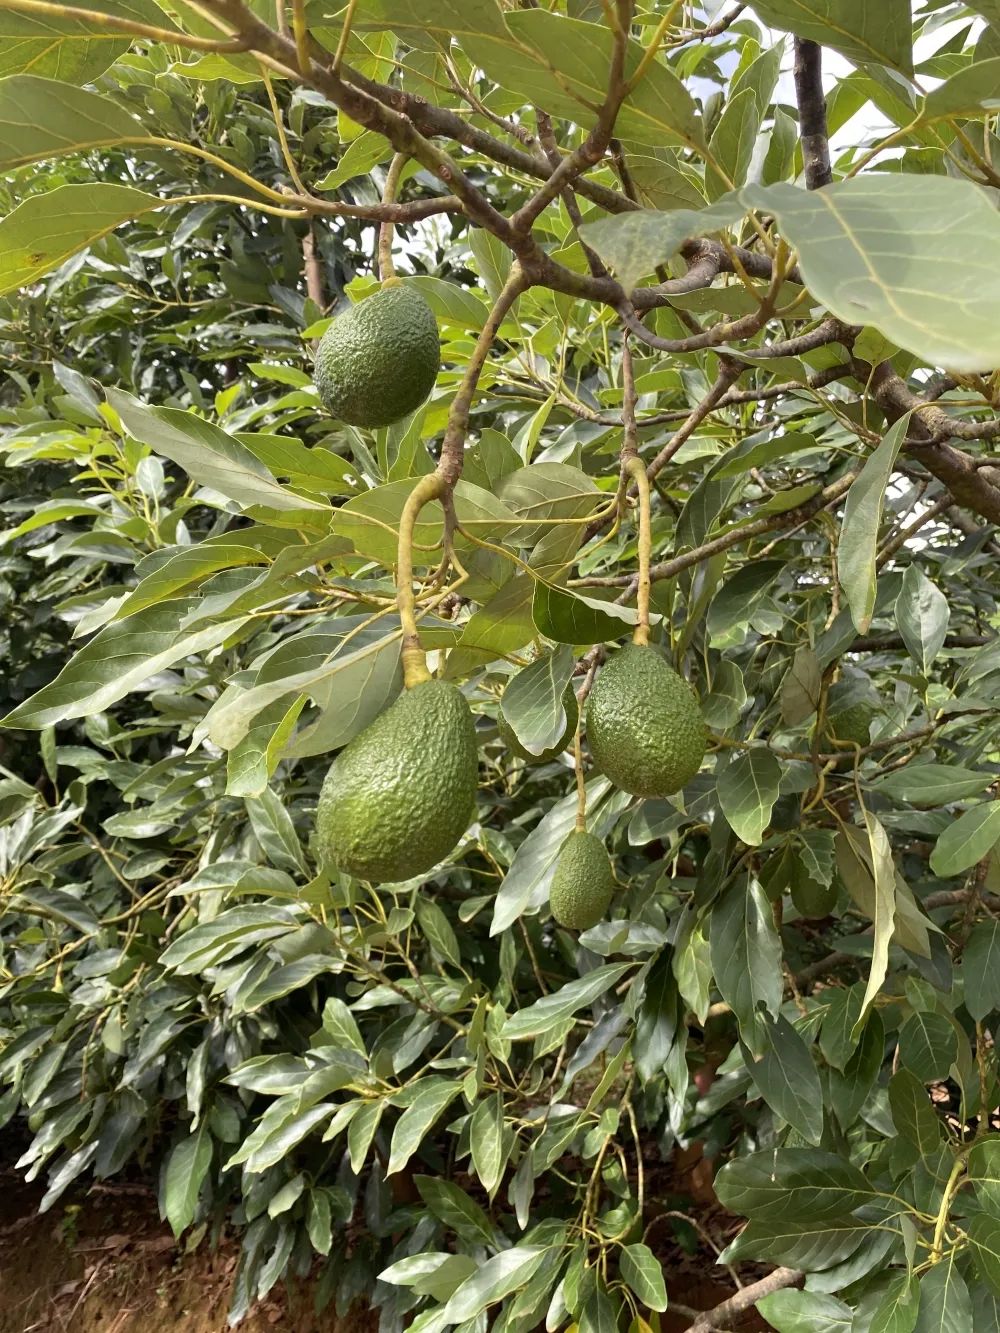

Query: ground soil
<box><xmin>0</xmin><ymin>1159</ymin><xmax>767</xmax><ymax>1333</ymax></box>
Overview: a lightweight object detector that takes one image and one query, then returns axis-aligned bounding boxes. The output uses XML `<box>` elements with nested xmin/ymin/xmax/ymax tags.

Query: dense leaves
<box><xmin>3</xmin><ymin>3</ymin><xmax>1000</xmax><ymax>1332</ymax></box>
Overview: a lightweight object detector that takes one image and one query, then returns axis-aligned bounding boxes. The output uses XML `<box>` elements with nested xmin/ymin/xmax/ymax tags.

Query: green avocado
<box><xmin>825</xmin><ymin>702</ymin><xmax>873</xmax><ymax>749</ymax></box>
<box><xmin>498</xmin><ymin>685</ymin><xmax>579</xmax><ymax>763</ymax></box>
<box><xmin>549</xmin><ymin>830</ymin><xmax>616</xmax><ymax>931</ymax></box>
<box><xmin>315</xmin><ymin>680</ymin><xmax>477</xmax><ymax>882</ymax></box>
<box><xmin>586</xmin><ymin>643</ymin><xmax>707</xmax><ymax>798</ymax></box>
<box><xmin>314</xmin><ymin>284</ymin><xmax>440</xmax><ymax>428</ymax></box>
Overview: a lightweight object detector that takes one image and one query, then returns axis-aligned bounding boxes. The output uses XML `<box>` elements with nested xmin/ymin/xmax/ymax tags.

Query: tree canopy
<box><xmin>4</xmin><ymin>2</ymin><xmax>1000</xmax><ymax>1330</ymax></box>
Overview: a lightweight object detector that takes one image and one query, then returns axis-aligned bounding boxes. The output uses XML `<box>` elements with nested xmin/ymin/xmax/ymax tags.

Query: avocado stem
<box><xmin>378</xmin><ymin>153</ymin><xmax>408</xmax><ymax>283</ymax></box>
<box><xmin>573</xmin><ymin>729</ymin><xmax>587</xmax><ymax>832</ymax></box>
<box><xmin>623</xmin><ymin>455</ymin><xmax>651</xmax><ymax>647</ymax></box>
<box><xmin>397</xmin><ymin>471</ymin><xmax>446</xmax><ymax>686</ymax></box>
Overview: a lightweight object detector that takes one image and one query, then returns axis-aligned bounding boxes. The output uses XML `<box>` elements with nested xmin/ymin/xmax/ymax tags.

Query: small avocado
<box><xmin>498</xmin><ymin>685</ymin><xmax>579</xmax><ymax>763</ymax></box>
<box><xmin>586</xmin><ymin>643</ymin><xmax>706</xmax><ymax>798</ymax></box>
<box><xmin>549</xmin><ymin>830</ymin><xmax>616</xmax><ymax>931</ymax></box>
<box><xmin>315</xmin><ymin>680</ymin><xmax>477</xmax><ymax>882</ymax></box>
<box><xmin>825</xmin><ymin>702</ymin><xmax>874</xmax><ymax>749</ymax></box>
<box><xmin>314</xmin><ymin>284</ymin><xmax>440</xmax><ymax>428</ymax></box>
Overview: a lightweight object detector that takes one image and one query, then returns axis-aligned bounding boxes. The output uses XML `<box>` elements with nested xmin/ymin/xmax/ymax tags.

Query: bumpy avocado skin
<box><xmin>826</xmin><ymin>703</ymin><xmax>873</xmax><ymax>748</ymax></box>
<box><xmin>498</xmin><ymin>685</ymin><xmax>579</xmax><ymax>764</ymax></box>
<box><xmin>316</xmin><ymin>681</ymin><xmax>477</xmax><ymax>882</ymax></box>
<box><xmin>587</xmin><ymin>643</ymin><xmax>706</xmax><ymax>798</ymax></box>
<box><xmin>549</xmin><ymin>830</ymin><xmax>616</xmax><ymax>931</ymax></box>
<box><xmin>314</xmin><ymin>285</ymin><xmax>441</xmax><ymax>428</ymax></box>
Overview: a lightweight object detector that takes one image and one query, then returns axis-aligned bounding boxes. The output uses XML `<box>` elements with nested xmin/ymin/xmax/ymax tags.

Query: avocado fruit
<box><xmin>825</xmin><ymin>702</ymin><xmax>873</xmax><ymax>749</ymax></box>
<box><xmin>549</xmin><ymin>830</ymin><xmax>616</xmax><ymax>930</ymax></box>
<box><xmin>586</xmin><ymin>643</ymin><xmax>706</xmax><ymax>798</ymax></box>
<box><xmin>498</xmin><ymin>685</ymin><xmax>579</xmax><ymax>763</ymax></box>
<box><xmin>316</xmin><ymin>680</ymin><xmax>477</xmax><ymax>882</ymax></box>
<box><xmin>314</xmin><ymin>284</ymin><xmax>440</xmax><ymax>428</ymax></box>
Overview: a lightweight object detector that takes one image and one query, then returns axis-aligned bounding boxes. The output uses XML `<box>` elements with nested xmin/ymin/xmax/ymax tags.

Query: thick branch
<box><xmin>792</xmin><ymin>38</ymin><xmax>833</xmax><ymax>190</ymax></box>
<box><xmin>686</xmin><ymin>1267</ymin><xmax>802</xmax><ymax>1331</ymax></box>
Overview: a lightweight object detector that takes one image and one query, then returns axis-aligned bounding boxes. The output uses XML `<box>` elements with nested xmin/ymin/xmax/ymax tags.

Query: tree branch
<box><xmin>685</xmin><ymin>1267</ymin><xmax>802</xmax><ymax>1331</ymax></box>
<box><xmin>793</xmin><ymin>38</ymin><xmax>833</xmax><ymax>190</ymax></box>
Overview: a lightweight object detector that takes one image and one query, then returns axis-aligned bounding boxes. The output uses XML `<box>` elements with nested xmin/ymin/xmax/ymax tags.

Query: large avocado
<box><xmin>587</xmin><ymin>643</ymin><xmax>706</xmax><ymax>798</ymax></box>
<box><xmin>549</xmin><ymin>830</ymin><xmax>616</xmax><ymax>930</ymax></box>
<box><xmin>314</xmin><ymin>284</ymin><xmax>440</xmax><ymax>428</ymax></box>
<box><xmin>498</xmin><ymin>684</ymin><xmax>579</xmax><ymax>764</ymax></box>
<box><xmin>316</xmin><ymin>680</ymin><xmax>477</xmax><ymax>882</ymax></box>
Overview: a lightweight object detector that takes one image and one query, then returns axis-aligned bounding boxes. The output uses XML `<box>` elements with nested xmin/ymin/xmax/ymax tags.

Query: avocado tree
<box><xmin>4</xmin><ymin>2</ymin><xmax>1000</xmax><ymax>1330</ymax></box>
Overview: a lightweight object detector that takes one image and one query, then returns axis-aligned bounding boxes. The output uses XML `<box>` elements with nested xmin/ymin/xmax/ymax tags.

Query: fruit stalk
<box><xmin>378</xmin><ymin>152</ymin><xmax>408</xmax><ymax>282</ymax></box>
<box><xmin>619</xmin><ymin>335</ymin><xmax>651</xmax><ymax>645</ymax></box>
<box><xmin>397</xmin><ymin>472</ymin><xmax>446</xmax><ymax>686</ymax></box>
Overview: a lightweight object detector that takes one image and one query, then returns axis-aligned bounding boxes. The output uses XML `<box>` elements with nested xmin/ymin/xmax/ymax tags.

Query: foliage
<box><xmin>3</xmin><ymin>3</ymin><xmax>1000</xmax><ymax>1331</ymax></box>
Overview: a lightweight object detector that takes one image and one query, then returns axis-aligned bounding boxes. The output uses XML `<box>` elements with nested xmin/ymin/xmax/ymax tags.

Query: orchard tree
<box><xmin>4</xmin><ymin>2</ymin><xmax>1000</xmax><ymax>1330</ymax></box>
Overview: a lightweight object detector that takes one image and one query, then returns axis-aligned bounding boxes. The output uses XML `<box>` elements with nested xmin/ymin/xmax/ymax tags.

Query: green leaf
<box><xmin>415</xmin><ymin>1176</ymin><xmax>498</xmax><ymax>1247</ymax></box>
<box><xmin>163</xmin><ymin>1127</ymin><xmax>211</xmax><ymax>1236</ymax></box>
<box><xmin>0</xmin><ymin>0</ymin><xmax>172</xmax><ymax>81</ymax></box>
<box><xmin>913</xmin><ymin>1254</ymin><xmax>971</xmax><ymax>1333</ymax></box>
<box><xmin>967</xmin><ymin>1213</ymin><xmax>1000</xmax><ymax>1295</ymax></box>
<box><xmin>387</xmin><ymin>1079</ymin><xmax>462</xmax><ymax>1176</ymax></box>
<box><xmin>929</xmin><ymin>802</ymin><xmax>1000</xmax><ymax>877</ymax></box>
<box><xmin>745</xmin><ymin>0</ymin><xmax>912</xmax><ymax>73</ymax></box>
<box><xmin>619</xmin><ymin>1243</ymin><xmax>667</xmax><ymax>1313</ymax></box>
<box><xmin>746</xmin><ymin>1014</ymin><xmax>825</xmax><ymax>1146</ymax></box>
<box><xmin>415</xmin><ymin>898</ymin><xmax>462</xmax><ymax>969</ymax></box>
<box><xmin>226</xmin><ymin>695</ymin><xmax>306</xmax><ymax>798</ymax></box>
<box><xmin>714</xmin><ymin>1148</ymin><xmax>872</xmax><ymax>1221</ymax></box>
<box><xmin>108</xmin><ymin>389</ymin><xmax>328</xmax><ymax>513</ymax></box>
<box><xmin>720</xmin><ymin>1217</ymin><xmax>867</xmax><ymax>1270</ymax></box>
<box><xmin>888</xmin><ymin>1068</ymin><xmax>942</xmax><ymax>1154</ymax></box>
<box><xmin>0</xmin><ymin>74</ymin><xmax>143</xmax><ymax>169</ymax></box>
<box><xmin>314</xmin><ymin>130</ymin><xmax>392</xmax><ymax>189</ymax></box>
<box><xmin>838</xmin><ymin>418</ymin><xmax>908</xmax><ymax>633</ymax></box>
<box><xmin>0</xmin><ymin>182</ymin><xmax>158</xmax><ymax>296</ymax></box>
<box><xmin>819</xmin><ymin>984</ymin><xmax>866</xmax><ymax>1071</ymax></box>
<box><xmin>922</xmin><ymin>57</ymin><xmax>1000</xmax><ymax>119</ymax></box>
<box><xmin>968</xmin><ymin>1139</ymin><xmax>1000</xmax><ymax>1213</ymax></box>
<box><xmin>469</xmin><ymin>1092</ymin><xmax>506</xmax><ymax>1197</ymax></box>
<box><xmin>834</xmin><ymin>815</ymin><xmax>896</xmax><ymax>1037</ymax></box>
<box><xmin>347</xmin><ymin>1100</ymin><xmax>384</xmax><ymax>1173</ymax></box>
<box><xmin>500</xmin><ymin>646</ymin><xmax>575</xmax><ymax>755</ymax></box>
<box><xmin>743</xmin><ymin>176</ymin><xmax>1000</xmax><ymax>372</ymax></box>
<box><xmin>501</xmin><ymin>964</ymin><xmax>632</xmax><ymax>1042</ymax></box>
<box><xmin>757</xmin><ymin>1290</ymin><xmax>853</xmax><ymax>1333</ymax></box>
<box><xmin>702</xmin><ymin>659</ymin><xmax>749</xmax><ymax>729</ymax></box>
<box><xmin>869</xmin><ymin>1272</ymin><xmax>920</xmax><ymax>1333</ymax></box>
<box><xmin>964</xmin><ymin>923</ymin><xmax>1000</xmax><ymax>1021</ymax></box>
<box><xmin>780</xmin><ymin>646</ymin><xmax>823</xmax><ymax>726</ymax></box>
<box><xmin>635</xmin><ymin>952</ymin><xmax>680</xmax><ymax>1082</ymax></box>
<box><xmin>717</xmin><ymin>748</ymin><xmax>783</xmax><ymax>845</ymax></box>
<box><xmin>710</xmin><ymin>878</ymin><xmax>782</xmax><ymax>1056</ymax></box>
<box><xmin>531</xmin><ymin>580</ymin><xmax>645</xmax><ymax>645</ymax></box>
<box><xmin>579</xmin><ymin>197</ymin><xmax>746</xmax><ymax>295</ymax></box>
<box><xmin>1</xmin><ymin>598</ymin><xmax>245</xmax><ymax>730</ymax></box>
<box><xmin>227</xmin><ymin>1100</ymin><xmax>336</xmax><ymax>1174</ymax></box>
<box><xmin>437</xmin><ymin>1246</ymin><xmax>548</xmax><ymax>1324</ymax></box>
<box><xmin>869</xmin><ymin>764</ymin><xmax>993</xmax><ymax>807</ymax></box>
<box><xmin>828</xmin><ymin>1008</ymin><xmax>885</xmax><ymax>1130</ymax></box>
<box><xmin>898</xmin><ymin>1010</ymin><xmax>958</xmax><ymax>1083</ymax></box>
<box><xmin>895</xmin><ymin>566</ymin><xmax>949</xmax><ymax>674</ymax></box>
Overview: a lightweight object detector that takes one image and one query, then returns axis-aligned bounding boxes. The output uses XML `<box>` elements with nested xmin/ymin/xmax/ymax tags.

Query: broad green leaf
<box><xmin>838</xmin><ymin>418</ymin><xmax>908</xmax><ymax>633</ymax></box>
<box><xmin>895</xmin><ymin>566</ymin><xmax>949</xmax><ymax>674</ymax></box>
<box><xmin>282</xmin><ymin>636</ymin><xmax>403</xmax><ymax>759</ymax></box>
<box><xmin>0</xmin><ymin>75</ymin><xmax>142</xmax><ymax>168</ymax></box>
<box><xmin>744</xmin><ymin>176</ymin><xmax>1000</xmax><ymax>372</ymax></box>
<box><xmin>619</xmin><ymin>1243</ymin><xmax>667</xmax><ymax>1313</ymax></box>
<box><xmin>415</xmin><ymin>1175</ymin><xmax>498</xmax><ymax>1247</ymax></box>
<box><xmin>746</xmin><ymin>1014</ymin><xmax>824</xmax><ymax>1145</ymax></box>
<box><xmin>439</xmin><ymin>1245</ymin><xmax>548</xmax><ymax>1324</ymax></box>
<box><xmin>819</xmin><ymin>983</ymin><xmax>866</xmax><ymax>1071</ymax></box>
<box><xmin>0</xmin><ymin>499</ymin><xmax>104</xmax><ymax>547</ymax></box>
<box><xmin>756</xmin><ymin>1289</ymin><xmax>852</xmax><ymax>1333</ymax></box>
<box><xmin>746</xmin><ymin>0</ymin><xmax>912</xmax><ymax>73</ymax></box>
<box><xmin>114</xmin><ymin>543</ymin><xmax>271</xmax><ymax>619</ymax></box>
<box><xmin>870</xmin><ymin>1272</ymin><xmax>920</xmax><ymax>1333</ymax></box>
<box><xmin>964</xmin><ymin>923</ymin><xmax>1000</xmax><ymax>1022</ymax></box>
<box><xmin>929</xmin><ymin>802</ymin><xmax>1000</xmax><ymax>877</ymax></box>
<box><xmin>1</xmin><ymin>598</ymin><xmax>245</xmax><ymax>729</ymax></box>
<box><xmin>0</xmin><ymin>0</ymin><xmax>172</xmax><ymax>81</ymax></box>
<box><xmin>469</xmin><ymin>1092</ymin><xmax>505</xmax><ymax>1197</ymax></box>
<box><xmin>226</xmin><ymin>695</ymin><xmax>306</xmax><ymax>798</ymax></box>
<box><xmin>163</xmin><ymin>1127</ymin><xmax>211</xmax><ymax>1236</ymax></box>
<box><xmin>347</xmin><ymin>1100</ymin><xmax>384</xmax><ymax>1173</ymax></box>
<box><xmin>968</xmin><ymin>1139</ymin><xmax>1000</xmax><ymax>1212</ymax></box>
<box><xmin>710</xmin><ymin>878</ymin><xmax>782</xmax><ymax>1056</ymax></box>
<box><xmin>635</xmin><ymin>952</ymin><xmax>680</xmax><ymax>1083</ymax></box>
<box><xmin>706</xmin><ymin>87</ymin><xmax>760</xmax><ymax>200</ymax></box>
<box><xmin>0</xmin><ymin>182</ymin><xmax>157</xmax><ymax>296</ymax></box>
<box><xmin>387</xmin><ymin>1079</ymin><xmax>463</xmax><ymax>1176</ymax></box>
<box><xmin>500</xmin><ymin>646</ymin><xmax>575</xmax><ymax>755</ymax></box>
<box><xmin>967</xmin><ymin>1214</ymin><xmax>1000</xmax><ymax>1295</ymax></box>
<box><xmin>827</xmin><ymin>1009</ymin><xmax>884</xmax><ymax>1131</ymax></box>
<box><xmin>898</xmin><ymin>1010</ymin><xmax>958</xmax><ymax>1083</ymax></box>
<box><xmin>501</xmin><ymin>964</ymin><xmax>632</xmax><ymax>1042</ymax></box>
<box><xmin>702</xmin><ymin>658</ymin><xmax>749</xmax><ymax>729</ymax></box>
<box><xmin>834</xmin><ymin>819</ymin><xmax>896</xmax><ymax>1036</ymax></box>
<box><xmin>922</xmin><ymin>58</ymin><xmax>1000</xmax><ymax>119</ymax></box>
<box><xmin>913</xmin><ymin>1255</ymin><xmax>971</xmax><ymax>1333</ymax></box>
<box><xmin>717</xmin><ymin>749</ymin><xmax>782</xmax><ymax>845</ymax></box>
<box><xmin>532</xmin><ymin>580</ymin><xmax>645</xmax><ymax>645</ymax></box>
<box><xmin>314</xmin><ymin>131</ymin><xmax>392</xmax><ymax>189</ymax></box>
<box><xmin>108</xmin><ymin>390</ymin><xmax>328</xmax><ymax>513</ymax></box>
<box><xmin>579</xmin><ymin>197</ymin><xmax>746</xmax><ymax>295</ymax></box>
<box><xmin>720</xmin><ymin>1216</ymin><xmax>867</xmax><ymax>1270</ymax></box>
<box><xmin>715</xmin><ymin>1148</ymin><xmax>871</xmax><ymax>1221</ymax></box>
<box><xmin>888</xmin><ymin>1068</ymin><xmax>942</xmax><ymax>1154</ymax></box>
<box><xmin>869</xmin><ymin>764</ymin><xmax>992</xmax><ymax>807</ymax></box>
<box><xmin>780</xmin><ymin>646</ymin><xmax>823</xmax><ymax>726</ymax></box>
<box><xmin>415</xmin><ymin>898</ymin><xmax>462</xmax><ymax>969</ymax></box>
